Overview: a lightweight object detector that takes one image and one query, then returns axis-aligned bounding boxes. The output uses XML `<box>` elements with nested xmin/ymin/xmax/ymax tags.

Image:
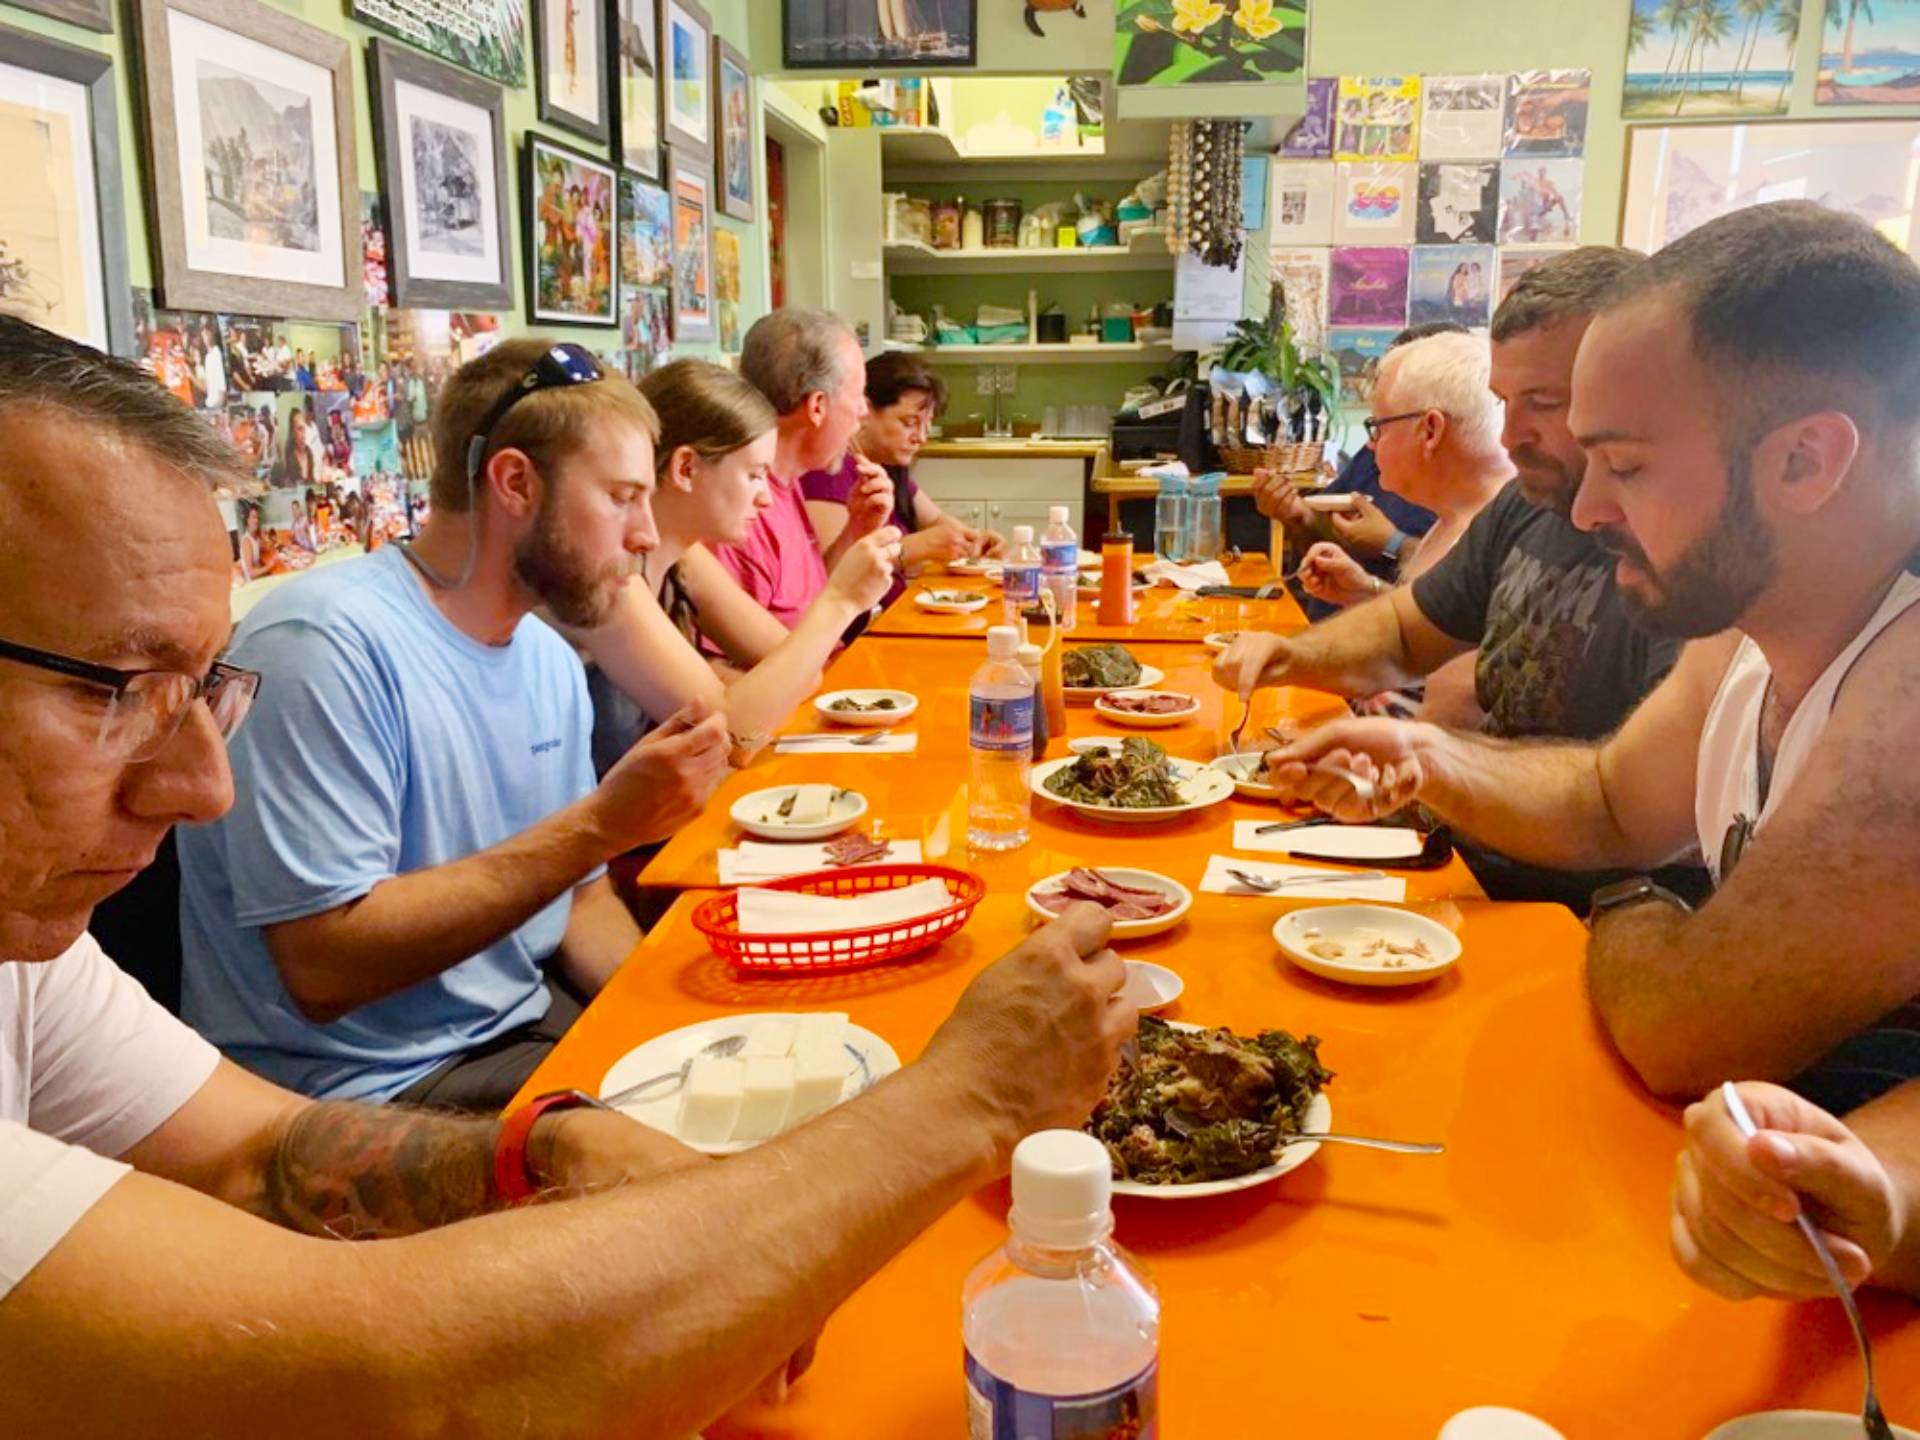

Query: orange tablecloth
<box><xmin>515</xmin><ymin>894</ymin><xmax>1920</xmax><ymax>1437</ymax></box>
<box><xmin>638</xmin><ymin>636</ymin><xmax>1483</xmax><ymax>899</ymax></box>
<box><xmin>865</xmin><ymin>555</ymin><xmax>1307</xmax><ymax>643</ymax></box>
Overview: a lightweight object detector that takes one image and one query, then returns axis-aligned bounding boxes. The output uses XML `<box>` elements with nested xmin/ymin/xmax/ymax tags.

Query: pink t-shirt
<box><xmin>709</xmin><ymin>472</ymin><xmax>830</xmax><ymax>630</ymax></box>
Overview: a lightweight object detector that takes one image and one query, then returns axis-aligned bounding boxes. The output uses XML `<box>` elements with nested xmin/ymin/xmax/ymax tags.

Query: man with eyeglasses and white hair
<box><xmin>0</xmin><ymin>314</ymin><xmax>1138</xmax><ymax>1433</ymax></box>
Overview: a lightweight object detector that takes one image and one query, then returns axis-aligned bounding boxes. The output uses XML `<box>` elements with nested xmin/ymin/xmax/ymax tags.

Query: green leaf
<box><xmin>1189</xmin><ymin>55</ymin><xmax>1261</xmax><ymax>84</ymax></box>
<box><xmin>1116</xmin><ymin>28</ymin><xmax>1181</xmax><ymax>86</ymax></box>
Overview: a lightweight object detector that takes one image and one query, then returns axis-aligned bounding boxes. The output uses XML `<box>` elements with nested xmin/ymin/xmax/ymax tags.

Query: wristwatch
<box><xmin>1587</xmin><ymin>876</ymin><xmax>1693</xmax><ymax>928</ymax></box>
<box><xmin>493</xmin><ymin>1089</ymin><xmax>605</xmax><ymax>1205</ymax></box>
<box><xmin>1382</xmin><ymin>528</ymin><xmax>1408</xmax><ymax>561</ymax></box>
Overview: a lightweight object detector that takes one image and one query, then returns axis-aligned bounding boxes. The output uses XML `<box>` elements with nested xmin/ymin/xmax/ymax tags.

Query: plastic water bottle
<box><xmin>1187</xmin><ymin>471</ymin><xmax>1224</xmax><ymax>563</ymax></box>
<box><xmin>1153</xmin><ymin>472</ymin><xmax>1187</xmax><ymax>562</ymax></box>
<box><xmin>1040</xmin><ymin>505</ymin><xmax>1079</xmax><ymax>633</ymax></box>
<box><xmin>963</xmin><ymin>1130</ymin><xmax>1160</xmax><ymax>1436</ymax></box>
<box><xmin>967</xmin><ymin>625</ymin><xmax>1035</xmax><ymax>851</ymax></box>
<box><xmin>1001</xmin><ymin>524</ymin><xmax>1042</xmax><ymax>629</ymax></box>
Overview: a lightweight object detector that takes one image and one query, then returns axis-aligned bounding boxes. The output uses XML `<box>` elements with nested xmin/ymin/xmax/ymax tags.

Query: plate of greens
<box><xmin>915</xmin><ymin>589</ymin><xmax>989</xmax><ymax>614</ymax></box>
<box><xmin>814</xmin><ymin>689</ymin><xmax>918</xmax><ymax>728</ymax></box>
<box><xmin>1030</xmin><ymin>736</ymin><xmax>1232</xmax><ymax>824</ymax></box>
<box><xmin>1061</xmin><ymin>643</ymin><xmax>1165</xmax><ymax>701</ymax></box>
<box><xmin>1089</xmin><ymin>1016</ymin><xmax>1334</xmax><ymax>1199</ymax></box>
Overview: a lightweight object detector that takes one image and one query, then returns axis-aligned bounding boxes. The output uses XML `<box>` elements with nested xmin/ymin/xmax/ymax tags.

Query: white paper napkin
<box><xmin>1141</xmin><ymin>559</ymin><xmax>1231</xmax><ymax>592</ymax></box>
<box><xmin>1232</xmin><ymin>822</ymin><xmax>1426</xmax><ymax>861</ymax></box>
<box><xmin>775</xmin><ymin>732</ymin><xmax>919</xmax><ymax>755</ymax></box>
<box><xmin>1200</xmin><ymin>854</ymin><xmax>1407</xmax><ymax>902</ymax></box>
<box><xmin>717</xmin><ymin>839</ymin><xmax>924</xmax><ymax>884</ymax></box>
<box><xmin>736</xmin><ymin>877</ymin><xmax>956</xmax><ymax>935</ymax></box>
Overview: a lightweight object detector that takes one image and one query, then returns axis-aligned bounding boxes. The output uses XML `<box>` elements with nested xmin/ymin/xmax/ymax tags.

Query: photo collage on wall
<box><xmin>1272</xmin><ymin>68</ymin><xmax>1588</xmax><ymax>404</ymax></box>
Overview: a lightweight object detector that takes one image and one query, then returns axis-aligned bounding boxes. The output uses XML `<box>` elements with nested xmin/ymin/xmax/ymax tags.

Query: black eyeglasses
<box><xmin>1364</xmin><ymin>411</ymin><xmax>1426</xmax><ymax>444</ymax></box>
<box><xmin>464</xmin><ymin>342</ymin><xmax>605</xmax><ymax>482</ymax></box>
<box><xmin>0</xmin><ymin>637</ymin><xmax>261</xmax><ymax>761</ymax></box>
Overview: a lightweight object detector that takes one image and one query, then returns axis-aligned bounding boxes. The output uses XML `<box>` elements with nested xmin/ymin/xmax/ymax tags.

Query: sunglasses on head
<box><xmin>464</xmin><ymin>343</ymin><xmax>605</xmax><ymax>483</ymax></box>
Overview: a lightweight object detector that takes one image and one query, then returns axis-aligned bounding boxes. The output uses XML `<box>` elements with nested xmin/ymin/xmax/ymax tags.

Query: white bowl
<box><xmin>1062</xmin><ymin>660</ymin><xmax>1166</xmax><ymax>703</ymax></box>
<box><xmin>1302</xmin><ymin>492</ymin><xmax>1361</xmax><ymax>513</ymax></box>
<box><xmin>1122</xmin><ymin>960</ymin><xmax>1184</xmax><ymax>1012</ymax></box>
<box><xmin>730</xmin><ymin>786</ymin><xmax>868</xmax><ymax>841</ymax></box>
<box><xmin>1209</xmin><ymin>751</ymin><xmax>1283</xmax><ymax>799</ymax></box>
<box><xmin>814</xmin><ymin>688</ymin><xmax>918</xmax><ymax>728</ymax></box>
<box><xmin>1025</xmin><ymin>867</ymin><xmax>1194</xmax><ymax>940</ymax></box>
<box><xmin>1706</xmin><ymin>1416</ymin><xmax>1920</xmax><ymax>1440</ymax></box>
<box><xmin>1093</xmin><ymin>689</ymin><xmax>1202</xmax><ymax>729</ymax></box>
<box><xmin>1030</xmin><ymin>754</ymin><xmax>1234</xmax><ymax>825</ymax></box>
<box><xmin>915</xmin><ymin>589</ymin><xmax>988</xmax><ymax>614</ymax></box>
<box><xmin>1273</xmin><ymin>904</ymin><xmax>1460</xmax><ymax>987</ymax></box>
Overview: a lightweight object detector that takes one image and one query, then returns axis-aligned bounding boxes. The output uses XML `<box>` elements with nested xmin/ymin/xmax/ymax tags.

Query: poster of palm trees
<box><xmin>1819</xmin><ymin>0</ymin><xmax>1920</xmax><ymax>104</ymax></box>
<box><xmin>1625</xmin><ymin>0</ymin><xmax>1804</xmax><ymax>118</ymax></box>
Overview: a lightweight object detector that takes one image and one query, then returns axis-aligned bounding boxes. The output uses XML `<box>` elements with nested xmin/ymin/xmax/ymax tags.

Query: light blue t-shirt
<box><xmin>178</xmin><ymin>546</ymin><xmax>599</xmax><ymax>1101</ymax></box>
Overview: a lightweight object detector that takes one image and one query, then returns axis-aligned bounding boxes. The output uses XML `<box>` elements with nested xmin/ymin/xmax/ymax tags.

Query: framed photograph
<box><xmin>6</xmin><ymin>0</ymin><xmax>113</xmax><ymax>33</ymax></box>
<box><xmin>785</xmin><ymin>0</ymin><xmax>976</xmax><ymax>70</ymax></box>
<box><xmin>133</xmin><ymin>0</ymin><xmax>360</xmax><ymax>323</ymax></box>
<box><xmin>668</xmin><ymin>152</ymin><xmax>712</xmax><ymax>342</ymax></box>
<box><xmin>523</xmin><ymin>131</ymin><xmax>618</xmax><ymax>327</ymax></box>
<box><xmin>348</xmin><ymin>0</ymin><xmax>525</xmax><ymax>87</ymax></box>
<box><xmin>712</xmin><ymin>35</ymin><xmax>753</xmax><ymax>222</ymax></box>
<box><xmin>661</xmin><ymin>0</ymin><xmax>712</xmax><ymax>155</ymax></box>
<box><xmin>535</xmin><ymin>0</ymin><xmax>610</xmax><ymax>145</ymax></box>
<box><xmin>369</xmin><ymin>40</ymin><xmax>511</xmax><ymax>311</ymax></box>
<box><xmin>618</xmin><ymin>169</ymin><xmax>672</xmax><ymax>289</ymax></box>
<box><xmin>613</xmin><ymin>0</ymin><xmax>660</xmax><ymax>179</ymax></box>
<box><xmin>0</xmin><ymin>25</ymin><xmax>134</xmax><ymax>354</ymax></box>
<box><xmin>713</xmin><ymin>224</ymin><xmax>739</xmax><ymax>353</ymax></box>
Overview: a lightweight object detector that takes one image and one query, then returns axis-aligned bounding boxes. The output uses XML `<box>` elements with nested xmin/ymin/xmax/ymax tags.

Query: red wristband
<box><xmin>493</xmin><ymin>1090</ymin><xmax>599</xmax><ymax>1207</ymax></box>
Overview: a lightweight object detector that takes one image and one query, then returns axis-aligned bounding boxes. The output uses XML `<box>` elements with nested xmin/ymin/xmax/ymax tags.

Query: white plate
<box><xmin>1093</xmin><ymin>690</ymin><xmax>1202</xmax><ymax>729</ymax></box>
<box><xmin>813</xmin><ymin>688</ymin><xmax>918</xmax><ymax>728</ymax></box>
<box><xmin>915</xmin><ymin>590</ymin><xmax>988</xmax><ymax>614</ymax></box>
<box><xmin>1030</xmin><ymin>753</ymin><xmax>1233</xmax><ymax>824</ymax></box>
<box><xmin>1302</xmin><ymin>492</ymin><xmax>1360</xmax><ymax>513</ymax></box>
<box><xmin>1203</xmin><ymin>631</ymin><xmax>1245</xmax><ymax>654</ymax></box>
<box><xmin>1025</xmin><ymin>867</ymin><xmax>1194</xmax><ymax>941</ymax></box>
<box><xmin>730</xmin><ymin>786</ymin><xmax>869</xmax><ymax>841</ymax></box>
<box><xmin>946</xmin><ymin>557</ymin><xmax>1001</xmax><ymax>576</ymax></box>
<box><xmin>1209</xmin><ymin>751</ymin><xmax>1282</xmax><ymax>799</ymax></box>
<box><xmin>1078</xmin><ymin>548</ymin><xmax>1101</xmax><ymax>567</ymax></box>
<box><xmin>1062</xmin><ymin>660</ymin><xmax>1166</xmax><ymax>703</ymax></box>
<box><xmin>1705</xmin><ymin>1416</ymin><xmax>1920</xmax><ymax>1440</ymax></box>
<box><xmin>1122</xmin><ymin>960</ymin><xmax>1184</xmax><ymax>1012</ymax></box>
<box><xmin>1273</xmin><ymin>904</ymin><xmax>1461</xmax><ymax>987</ymax></box>
<box><xmin>598</xmin><ymin>1013</ymin><xmax>901</xmax><ymax>1155</ymax></box>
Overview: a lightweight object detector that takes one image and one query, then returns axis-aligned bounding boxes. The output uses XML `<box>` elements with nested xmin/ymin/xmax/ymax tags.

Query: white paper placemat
<box><xmin>1200</xmin><ymin>854</ymin><xmax>1407</xmax><ymax>902</ymax></box>
<box><xmin>736</xmin><ymin>877</ymin><xmax>955</xmax><ymax>935</ymax></box>
<box><xmin>775</xmin><ymin>732</ymin><xmax>919</xmax><ymax>755</ymax></box>
<box><xmin>717</xmin><ymin>839</ymin><xmax>924</xmax><ymax>885</ymax></box>
<box><xmin>1232</xmin><ymin>822</ymin><xmax>1426</xmax><ymax>861</ymax></box>
<box><xmin>1141</xmin><ymin>559</ymin><xmax>1231</xmax><ymax>592</ymax></box>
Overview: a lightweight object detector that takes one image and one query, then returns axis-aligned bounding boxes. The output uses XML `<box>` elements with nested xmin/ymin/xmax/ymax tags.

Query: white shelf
<box><xmin>877</xmin><ymin>125</ymin><xmax>1110</xmax><ymax>169</ymax></box>
<box><xmin>913</xmin><ymin>342</ymin><xmax>1175</xmax><ymax>365</ymax></box>
<box><xmin>883</xmin><ymin>232</ymin><xmax>1172</xmax><ymax>274</ymax></box>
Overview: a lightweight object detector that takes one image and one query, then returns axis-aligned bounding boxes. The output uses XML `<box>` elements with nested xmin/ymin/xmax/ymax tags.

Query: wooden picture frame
<box><xmin>132</xmin><ymin>0</ymin><xmax>361</xmax><ymax>323</ymax></box>
<box><xmin>369</xmin><ymin>40</ymin><xmax>513</xmax><ymax>311</ymax></box>
<box><xmin>522</xmin><ymin>130</ymin><xmax>619</xmax><ymax>328</ymax></box>
<box><xmin>613</xmin><ymin>0</ymin><xmax>661</xmax><ymax>180</ymax></box>
<box><xmin>0</xmin><ymin>23</ymin><xmax>134</xmax><ymax>354</ymax></box>
<box><xmin>712</xmin><ymin>33</ymin><xmax>753</xmax><ymax>222</ymax></box>
<box><xmin>534</xmin><ymin>0</ymin><xmax>610</xmax><ymax>145</ymax></box>
<box><xmin>659</xmin><ymin>0</ymin><xmax>711</xmax><ymax>157</ymax></box>
<box><xmin>667</xmin><ymin>146</ymin><xmax>713</xmax><ymax>342</ymax></box>
<box><xmin>6</xmin><ymin>0</ymin><xmax>113</xmax><ymax>32</ymax></box>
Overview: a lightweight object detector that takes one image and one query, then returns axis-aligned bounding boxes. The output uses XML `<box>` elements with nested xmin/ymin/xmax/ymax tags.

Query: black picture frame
<box><xmin>0</xmin><ymin>23</ymin><xmax>135</xmax><ymax>354</ymax></box>
<box><xmin>521</xmin><ymin>130</ymin><xmax>621</xmax><ymax>328</ymax></box>
<box><xmin>781</xmin><ymin>0</ymin><xmax>977</xmax><ymax>71</ymax></box>
<box><xmin>369</xmin><ymin>39</ymin><xmax>514</xmax><ymax>310</ymax></box>
<box><xmin>5</xmin><ymin>0</ymin><xmax>113</xmax><ymax>31</ymax></box>
<box><xmin>533</xmin><ymin>0</ymin><xmax>612</xmax><ymax>146</ymax></box>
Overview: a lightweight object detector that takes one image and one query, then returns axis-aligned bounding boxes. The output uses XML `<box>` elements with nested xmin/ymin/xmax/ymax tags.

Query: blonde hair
<box><xmin>428</xmin><ymin>339</ymin><xmax>660</xmax><ymax>512</ymax></box>
<box><xmin>1379</xmin><ymin>332</ymin><xmax>1503</xmax><ymax>458</ymax></box>
<box><xmin>639</xmin><ymin>358</ymin><xmax>777</xmax><ymax>476</ymax></box>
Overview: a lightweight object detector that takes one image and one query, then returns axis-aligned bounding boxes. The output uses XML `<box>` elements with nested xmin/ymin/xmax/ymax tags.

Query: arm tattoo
<box><xmin>248</xmin><ymin>1102</ymin><xmax>501</xmax><ymax>1241</ymax></box>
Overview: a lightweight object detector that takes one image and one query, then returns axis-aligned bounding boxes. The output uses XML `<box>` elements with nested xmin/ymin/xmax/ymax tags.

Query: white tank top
<box><xmin>1695</xmin><ymin>563</ymin><xmax>1920</xmax><ymax>885</ymax></box>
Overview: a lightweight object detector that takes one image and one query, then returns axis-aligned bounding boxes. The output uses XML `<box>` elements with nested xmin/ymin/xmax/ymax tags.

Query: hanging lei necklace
<box><xmin>1168</xmin><ymin>119</ymin><xmax>1245</xmax><ymax>270</ymax></box>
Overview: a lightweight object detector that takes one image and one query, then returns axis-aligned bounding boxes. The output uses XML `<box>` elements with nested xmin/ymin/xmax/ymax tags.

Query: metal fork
<box><xmin>1225</xmin><ymin>868</ymin><xmax>1388</xmax><ymax>893</ymax></box>
<box><xmin>1722</xmin><ymin>1084</ymin><xmax>1897</xmax><ymax>1440</ymax></box>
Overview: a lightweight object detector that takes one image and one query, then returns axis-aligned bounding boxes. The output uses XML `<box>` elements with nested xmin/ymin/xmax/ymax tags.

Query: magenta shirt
<box><xmin>709</xmin><ymin>472</ymin><xmax>830</xmax><ymax>630</ymax></box>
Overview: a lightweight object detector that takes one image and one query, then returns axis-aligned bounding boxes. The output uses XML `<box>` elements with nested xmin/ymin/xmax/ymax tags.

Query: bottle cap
<box><xmin>985</xmin><ymin>625</ymin><xmax>1020</xmax><ymax>660</ymax></box>
<box><xmin>1015</xmin><ymin>642</ymin><xmax>1043</xmax><ymax>667</ymax></box>
<box><xmin>1009</xmin><ymin>1130</ymin><xmax>1112</xmax><ymax>1248</ymax></box>
<box><xmin>1011</xmin><ymin>524</ymin><xmax>1034</xmax><ymax>545</ymax></box>
<box><xmin>1048</xmin><ymin>505</ymin><xmax>1069</xmax><ymax>525</ymax></box>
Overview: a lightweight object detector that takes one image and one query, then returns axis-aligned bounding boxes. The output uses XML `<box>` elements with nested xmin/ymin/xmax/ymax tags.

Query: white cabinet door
<box><xmin>985</xmin><ymin>500</ymin><xmax>1075</xmax><ymax>536</ymax></box>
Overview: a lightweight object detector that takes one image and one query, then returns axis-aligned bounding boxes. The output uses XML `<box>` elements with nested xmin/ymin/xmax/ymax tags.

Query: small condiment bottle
<box><xmin>1016</xmin><ymin>641</ymin><xmax>1049</xmax><ymax>759</ymax></box>
<box><xmin>1098</xmin><ymin>533</ymin><xmax>1135</xmax><ymax>627</ymax></box>
<box><xmin>1022</xmin><ymin>605</ymin><xmax>1070</xmax><ymax>742</ymax></box>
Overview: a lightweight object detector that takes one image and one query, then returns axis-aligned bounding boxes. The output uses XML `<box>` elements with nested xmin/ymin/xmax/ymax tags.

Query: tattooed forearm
<box><xmin>248</xmin><ymin>1103</ymin><xmax>501</xmax><ymax>1241</ymax></box>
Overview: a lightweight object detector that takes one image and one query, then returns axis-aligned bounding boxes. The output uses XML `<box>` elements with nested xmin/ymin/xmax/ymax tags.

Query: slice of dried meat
<box><xmin>824</xmin><ymin>835</ymin><xmax>891</xmax><ymax>867</ymax></box>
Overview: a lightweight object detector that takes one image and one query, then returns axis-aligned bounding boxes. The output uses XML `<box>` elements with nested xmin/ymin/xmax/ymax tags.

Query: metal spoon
<box><xmin>602</xmin><ymin>1034</ymin><xmax>749</xmax><ymax>1107</ymax></box>
<box><xmin>777</xmin><ymin>730</ymin><xmax>894</xmax><ymax>747</ymax></box>
<box><xmin>1721</xmin><ymin>1083</ymin><xmax>1897</xmax><ymax>1440</ymax></box>
<box><xmin>1225</xmin><ymin>867</ymin><xmax>1388</xmax><ymax>893</ymax></box>
<box><xmin>1164</xmin><ymin>1108</ymin><xmax>1441</xmax><ymax>1155</ymax></box>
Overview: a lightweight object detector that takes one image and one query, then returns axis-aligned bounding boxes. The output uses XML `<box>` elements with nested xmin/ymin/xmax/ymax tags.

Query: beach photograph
<box><xmin>1624</xmin><ymin>0</ymin><xmax>1802</xmax><ymax>118</ymax></box>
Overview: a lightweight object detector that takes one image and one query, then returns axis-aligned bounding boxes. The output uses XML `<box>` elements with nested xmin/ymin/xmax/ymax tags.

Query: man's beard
<box><xmin>514</xmin><ymin>489</ymin><xmax>625</xmax><ymax>628</ymax></box>
<box><xmin>1595</xmin><ymin>452</ymin><xmax>1776</xmax><ymax>639</ymax></box>
<box><xmin>1508</xmin><ymin>445</ymin><xmax>1578</xmax><ymax>514</ymax></box>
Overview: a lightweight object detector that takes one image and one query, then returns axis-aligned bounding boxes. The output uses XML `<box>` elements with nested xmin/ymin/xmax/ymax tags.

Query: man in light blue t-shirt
<box><xmin>180</xmin><ymin>340</ymin><xmax>732</xmax><ymax>1107</ymax></box>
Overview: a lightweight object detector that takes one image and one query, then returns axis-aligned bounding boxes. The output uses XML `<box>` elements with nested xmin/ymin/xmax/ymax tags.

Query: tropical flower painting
<box><xmin>1114</xmin><ymin>0</ymin><xmax>1309</xmax><ymax>88</ymax></box>
<box><xmin>1624</xmin><ymin>0</ymin><xmax>1804</xmax><ymax>118</ymax></box>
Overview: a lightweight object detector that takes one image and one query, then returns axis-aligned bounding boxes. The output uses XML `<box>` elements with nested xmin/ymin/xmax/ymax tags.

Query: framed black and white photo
<box><xmin>523</xmin><ymin>131</ymin><xmax>619</xmax><ymax>328</ymax></box>
<box><xmin>613</xmin><ymin>0</ymin><xmax>660</xmax><ymax>180</ymax></box>
<box><xmin>712</xmin><ymin>34</ymin><xmax>752</xmax><ymax>222</ymax></box>
<box><xmin>0</xmin><ymin>24</ymin><xmax>134</xmax><ymax>354</ymax></box>
<box><xmin>660</xmin><ymin>0</ymin><xmax>711</xmax><ymax>156</ymax></box>
<box><xmin>369</xmin><ymin>39</ymin><xmax>512</xmax><ymax>311</ymax></box>
<box><xmin>6</xmin><ymin>0</ymin><xmax>113</xmax><ymax>33</ymax></box>
<box><xmin>534</xmin><ymin>0</ymin><xmax>610</xmax><ymax>145</ymax></box>
<box><xmin>133</xmin><ymin>0</ymin><xmax>361</xmax><ymax>322</ymax></box>
<box><xmin>783</xmin><ymin>0</ymin><xmax>976</xmax><ymax>70</ymax></box>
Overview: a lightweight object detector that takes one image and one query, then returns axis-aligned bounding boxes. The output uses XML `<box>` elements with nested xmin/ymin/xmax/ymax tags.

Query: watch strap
<box><xmin>493</xmin><ymin>1089</ymin><xmax>601</xmax><ymax>1207</ymax></box>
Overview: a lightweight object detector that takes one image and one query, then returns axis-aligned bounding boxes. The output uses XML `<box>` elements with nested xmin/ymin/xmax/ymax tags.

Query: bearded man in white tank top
<box><xmin>1260</xmin><ymin>201</ymin><xmax>1920</xmax><ymax>1299</ymax></box>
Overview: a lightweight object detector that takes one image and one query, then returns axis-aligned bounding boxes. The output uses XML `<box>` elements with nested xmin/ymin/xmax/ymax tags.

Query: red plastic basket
<box><xmin>693</xmin><ymin>864</ymin><xmax>987</xmax><ymax>974</ymax></box>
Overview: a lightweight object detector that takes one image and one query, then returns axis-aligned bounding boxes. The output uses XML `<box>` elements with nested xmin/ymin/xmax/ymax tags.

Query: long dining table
<box><xmin>516</xmin><ymin>568</ymin><xmax>1920</xmax><ymax>1438</ymax></box>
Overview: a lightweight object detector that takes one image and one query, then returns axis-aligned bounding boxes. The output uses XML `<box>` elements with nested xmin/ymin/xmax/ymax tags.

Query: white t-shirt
<box><xmin>0</xmin><ymin>933</ymin><xmax>219</xmax><ymax>1302</ymax></box>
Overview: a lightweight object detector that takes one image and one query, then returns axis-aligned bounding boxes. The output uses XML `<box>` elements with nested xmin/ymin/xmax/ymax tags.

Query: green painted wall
<box><xmin>0</xmin><ymin>0</ymin><xmax>767</xmax><ymax>357</ymax></box>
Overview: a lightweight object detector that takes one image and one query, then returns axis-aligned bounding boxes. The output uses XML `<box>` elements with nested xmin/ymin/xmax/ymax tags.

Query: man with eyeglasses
<box><xmin>176</xmin><ymin>338</ymin><xmax>736</xmax><ymax>1111</ymax></box>
<box><xmin>1220</xmin><ymin>247</ymin><xmax>1700</xmax><ymax>909</ymax></box>
<box><xmin>0</xmin><ymin>314</ymin><xmax>1138</xmax><ymax>1433</ymax></box>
